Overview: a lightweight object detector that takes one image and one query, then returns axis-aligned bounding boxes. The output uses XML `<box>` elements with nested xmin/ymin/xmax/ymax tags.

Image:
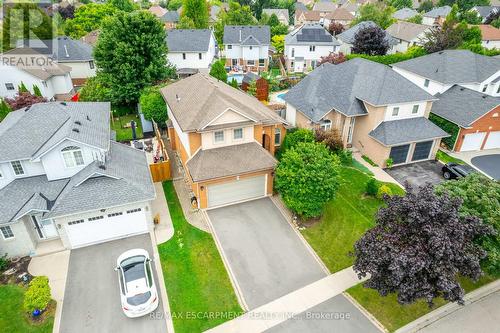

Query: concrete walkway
<box><xmin>353</xmin><ymin>152</ymin><xmax>403</xmax><ymax>188</ymax></box>
<box><xmin>206</xmin><ymin>267</ymin><xmax>369</xmax><ymax>333</ymax></box>
<box><xmin>152</xmin><ymin>182</ymin><xmax>174</xmax><ymax>244</ymax></box>
<box><xmin>28</xmin><ymin>250</ymin><xmax>70</xmax><ymax>333</ymax></box>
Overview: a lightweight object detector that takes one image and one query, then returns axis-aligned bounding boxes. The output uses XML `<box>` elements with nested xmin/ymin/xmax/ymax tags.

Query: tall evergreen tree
<box><xmin>181</xmin><ymin>0</ymin><xmax>209</xmax><ymax>29</ymax></box>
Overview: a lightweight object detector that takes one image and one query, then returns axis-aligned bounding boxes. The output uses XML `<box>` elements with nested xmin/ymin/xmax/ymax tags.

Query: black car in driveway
<box><xmin>442</xmin><ymin>163</ymin><xmax>476</xmax><ymax>180</ymax></box>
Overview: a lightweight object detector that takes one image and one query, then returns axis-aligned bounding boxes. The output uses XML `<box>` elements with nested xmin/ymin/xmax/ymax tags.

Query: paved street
<box><xmin>59</xmin><ymin>234</ymin><xmax>167</xmax><ymax>333</ymax></box>
<box><xmin>471</xmin><ymin>154</ymin><xmax>500</xmax><ymax>180</ymax></box>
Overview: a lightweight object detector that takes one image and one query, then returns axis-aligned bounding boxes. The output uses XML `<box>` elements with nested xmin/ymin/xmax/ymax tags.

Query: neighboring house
<box><xmin>336</xmin><ymin>21</ymin><xmax>398</xmax><ymax>54</ymax></box>
<box><xmin>0</xmin><ymin>48</ymin><xmax>74</xmax><ymax>100</ymax></box>
<box><xmin>385</xmin><ymin>21</ymin><xmax>430</xmax><ymax>53</ymax></box>
<box><xmin>392</xmin><ymin>8</ymin><xmax>419</xmax><ymax>21</ymax></box>
<box><xmin>478</xmin><ymin>24</ymin><xmax>500</xmax><ymax>49</ymax></box>
<box><xmin>431</xmin><ymin>85</ymin><xmax>500</xmax><ymax>151</ymax></box>
<box><xmin>160</xmin><ymin>11</ymin><xmax>180</xmax><ymax>29</ymax></box>
<box><xmin>263</xmin><ymin>8</ymin><xmax>290</xmax><ymax>26</ymax></box>
<box><xmin>284</xmin><ymin>24</ymin><xmax>339</xmax><ymax>73</ymax></box>
<box><xmin>0</xmin><ymin>102</ymin><xmax>155</xmax><ymax>257</ymax></box>
<box><xmin>148</xmin><ymin>5</ymin><xmax>167</xmax><ymax>18</ymax></box>
<box><xmin>297</xmin><ymin>0</ymin><xmax>315</xmax><ymax>7</ymax></box>
<box><xmin>323</xmin><ymin>8</ymin><xmax>355</xmax><ymax>27</ymax></box>
<box><xmin>422</xmin><ymin>5</ymin><xmax>451</xmax><ymax>26</ymax></box>
<box><xmin>295</xmin><ymin>10</ymin><xmax>322</xmax><ymax>26</ymax></box>
<box><xmin>313</xmin><ymin>1</ymin><xmax>337</xmax><ymax>17</ymax></box>
<box><xmin>223</xmin><ymin>25</ymin><xmax>270</xmax><ymax>73</ymax></box>
<box><xmin>470</xmin><ymin>6</ymin><xmax>500</xmax><ymax>23</ymax></box>
<box><xmin>295</xmin><ymin>2</ymin><xmax>307</xmax><ymax>12</ymax></box>
<box><xmin>392</xmin><ymin>50</ymin><xmax>500</xmax><ymax>96</ymax></box>
<box><xmin>282</xmin><ymin>58</ymin><xmax>448</xmax><ymax>167</ymax></box>
<box><xmin>161</xmin><ymin>74</ymin><xmax>287</xmax><ymax>209</ymax></box>
<box><xmin>166</xmin><ymin>29</ymin><xmax>217</xmax><ymax>73</ymax></box>
<box><xmin>80</xmin><ymin>30</ymin><xmax>100</xmax><ymax>47</ymax></box>
<box><xmin>340</xmin><ymin>2</ymin><xmax>359</xmax><ymax>16</ymax></box>
<box><xmin>210</xmin><ymin>4</ymin><xmax>228</xmax><ymax>25</ymax></box>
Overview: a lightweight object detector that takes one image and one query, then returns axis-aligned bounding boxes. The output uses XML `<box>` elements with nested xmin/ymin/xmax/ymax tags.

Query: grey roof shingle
<box><xmin>337</xmin><ymin>21</ymin><xmax>398</xmax><ymax>46</ymax></box>
<box><xmin>166</xmin><ymin>29</ymin><xmax>213</xmax><ymax>52</ymax></box>
<box><xmin>392</xmin><ymin>8</ymin><xmax>419</xmax><ymax>20</ymax></box>
<box><xmin>392</xmin><ymin>49</ymin><xmax>500</xmax><ymax>84</ymax></box>
<box><xmin>313</xmin><ymin>2</ymin><xmax>337</xmax><ymax>12</ymax></box>
<box><xmin>223</xmin><ymin>26</ymin><xmax>270</xmax><ymax>45</ymax></box>
<box><xmin>472</xmin><ymin>6</ymin><xmax>500</xmax><ymax>19</ymax></box>
<box><xmin>0</xmin><ymin>102</ymin><xmax>110</xmax><ymax>162</ymax></box>
<box><xmin>423</xmin><ymin>5</ymin><xmax>451</xmax><ymax>18</ymax></box>
<box><xmin>186</xmin><ymin>142</ymin><xmax>276</xmax><ymax>182</ymax></box>
<box><xmin>431</xmin><ymin>85</ymin><xmax>500</xmax><ymax>127</ymax></box>
<box><xmin>386</xmin><ymin>21</ymin><xmax>430</xmax><ymax>42</ymax></box>
<box><xmin>369</xmin><ymin>117</ymin><xmax>449</xmax><ymax>146</ymax></box>
<box><xmin>160</xmin><ymin>11</ymin><xmax>180</xmax><ymax>23</ymax></box>
<box><xmin>16</xmin><ymin>36</ymin><xmax>93</xmax><ymax>62</ymax></box>
<box><xmin>283</xmin><ymin>58</ymin><xmax>435</xmax><ymax>121</ymax></box>
<box><xmin>285</xmin><ymin>24</ymin><xmax>340</xmax><ymax>46</ymax></box>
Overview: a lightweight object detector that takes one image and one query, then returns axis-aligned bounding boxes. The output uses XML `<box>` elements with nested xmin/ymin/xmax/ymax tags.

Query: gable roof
<box><xmin>325</xmin><ymin>8</ymin><xmax>355</xmax><ymax>20</ymax></box>
<box><xmin>166</xmin><ymin>29</ymin><xmax>213</xmax><ymax>52</ymax></box>
<box><xmin>472</xmin><ymin>5</ymin><xmax>500</xmax><ymax>18</ymax></box>
<box><xmin>431</xmin><ymin>85</ymin><xmax>500</xmax><ymax>127</ymax></box>
<box><xmin>160</xmin><ymin>11</ymin><xmax>180</xmax><ymax>23</ymax></box>
<box><xmin>295</xmin><ymin>10</ymin><xmax>322</xmax><ymax>21</ymax></box>
<box><xmin>223</xmin><ymin>26</ymin><xmax>270</xmax><ymax>45</ymax></box>
<box><xmin>313</xmin><ymin>2</ymin><xmax>337</xmax><ymax>12</ymax></box>
<box><xmin>386</xmin><ymin>21</ymin><xmax>430</xmax><ymax>42</ymax></box>
<box><xmin>285</xmin><ymin>24</ymin><xmax>340</xmax><ymax>46</ymax></box>
<box><xmin>262</xmin><ymin>8</ymin><xmax>289</xmax><ymax>18</ymax></box>
<box><xmin>340</xmin><ymin>2</ymin><xmax>359</xmax><ymax>13</ymax></box>
<box><xmin>149</xmin><ymin>5</ymin><xmax>167</xmax><ymax>18</ymax></box>
<box><xmin>478</xmin><ymin>24</ymin><xmax>500</xmax><ymax>41</ymax></box>
<box><xmin>1</xmin><ymin>48</ymin><xmax>72</xmax><ymax>80</ymax></box>
<box><xmin>160</xmin><ymin>73</ymin><xmax>285</xmax><ymax>132</ymax></box>
<box><xmin>392</xmin><ymin>49</ymin><xmax>500</xmax><ymax>84</ymax></box>
<box><xmin>337</xmin><ymin>21</ymin><xmax>398</xmax><ymax>45</ymax></box>
<box><xmin>283</xmin><ymin>58</ymin><xmax>435</xmax><ymax>122</ymax></box>
<box><xmin>392</xmin><ymin>7</ymin><xmax>419</xmax><ymax>20</ymax></box>
<box><xmin>0</xmin><ymin>102</ymin><xmax>110</xmax><ymax>162</ymax></box>
<box><xmin>423</xmin><ymin>5</ymin><xmax>451</xmax><ymax>18</ymax></box>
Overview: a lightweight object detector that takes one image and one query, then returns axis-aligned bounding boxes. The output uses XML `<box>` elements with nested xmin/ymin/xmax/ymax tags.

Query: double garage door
<box><xmin>461</xmin><ymin>131</ymin><xmax>500</xmax><ymax>151</ymax></box>
<box><xmin>207</xmin><ymin>175</ymin><xmax>266</xmax><ymax>208</ymax></box>
<box><xmin>389</xmin><ymin>141</ymin><xmax>434</xmax><ymax>165</ymax></box>
<box><xmin>64</xmin><ymin>208</ymin><xmax>148</xmax><ymax>249</ymax></box>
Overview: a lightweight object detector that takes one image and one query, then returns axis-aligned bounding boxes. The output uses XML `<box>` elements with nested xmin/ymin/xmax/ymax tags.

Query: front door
<box><xmin>31</xmin><ymin>216</ymin><xmax>58</xmax><ymax>239</ymax></box>
<box><xmin>347</xmin><ymin>117</ymin><xmax>356</xmax><ymax>144</ymax></box>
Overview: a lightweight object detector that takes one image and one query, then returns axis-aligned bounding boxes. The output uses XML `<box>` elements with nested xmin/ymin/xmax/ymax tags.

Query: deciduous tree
<box><xmin>209</xmin><ymin>60</ymin><xmax>228</xmax><ymax>82</ymax></box>
<box><xmin>4</xmin><ymin>92</ymin><xmax>47</xmax><ymax>110</ymax></box>
<box><xmin>328</xmin><ymin>22</ymin><xmax>345</xmax><ymax>35</ymax></box>
<box><xmin>64</xmin><ymin>3</ymin><xmax>117</xmax><ymax>39</ymax></box>
<box><xmin>318</xmin><ymin>52</ymin><xmax>347</xmax><ymax>65</ymax></box>
<box><xmin>352</xmin><ymin>26</ymin><xmax>389</xmax><ymax>55</ymax></box>
<box><xmin>214</xmin><ymin>1</ymin><xmax>256</xmax><ymax>43</ymax></box>
<box><xmin>351</xmin><ymin>3</ymin><xmax>395</xmax><ymax>29</ymax></box>
<box><xmin>271</xmin><ymin>34</ymin><xmax>285</xmax><ymax>53</ymax></box>
<box><xmin>354</xmin><ymin>184</ymin><xmax>492</xmax><ymax>306</ymax></box>
<box><xmin>139</xmin><ymin>86</ymin><xmax>168</xmax><ymax>124</ymax></box>
<box><xmin>78</xmin><ymin>76</ymin><xmax>112</xmax><ymax>102</ymax></box>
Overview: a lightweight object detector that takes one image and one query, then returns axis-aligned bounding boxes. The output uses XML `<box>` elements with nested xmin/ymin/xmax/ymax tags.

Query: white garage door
<box><xmin>460</xmin><ymin>132</ymin><xmax>486</xmax><ymax>151</ymax></box>
<box><xmin>207</xmin><ymin>175</ymin><xmax>266</xmax><ymax>208</ymax></box>
<box><xmin>65</xmin><ymin>208</ymin><xmax>148</xmax><ymax>249</ymax></box>
<box><xmin>484</xmin><ymin>131</ymin><xmax>500</xmax><ymax>150</ymax></box>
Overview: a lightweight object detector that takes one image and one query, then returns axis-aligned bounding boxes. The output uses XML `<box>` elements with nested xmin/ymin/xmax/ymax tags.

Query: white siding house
<box><xmin>166</xmin><ymin>29</ymin><xmax>217</xmax><ymax>72</ymax></box>
<box><xmin>223</xmin><ymin>25</ymin><xmax>271</xmax><ymax>72</ymax></box>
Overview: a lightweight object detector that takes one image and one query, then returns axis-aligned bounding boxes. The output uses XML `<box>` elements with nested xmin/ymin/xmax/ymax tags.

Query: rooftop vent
<box><xmin>74</xmin><ymin>120</ymin><xmax>82</xmax><ymax>125</ymax></box>
<box><xmin>72</xmin><ymin>128</ymin><xmax>80</xmax><ymax>133</ymax></box>
<box><xmin>86</xmin><ymin>115</ymin><xmax>91</xmax><ymax>121</ymax></box>
<box><xmin>98</xmin><ymin>164</ymin><xmax>106</xmax><ymax>170</ymax></box>
<box><xmin>176</xmin><ymin>94</ymin><xmax>180</xmax><ymax>102</ymax></box>
<box><xmin>64</xmin><ymin>45</ymin><xmax>69</xmax><ymax>58</ymax></box>
<box><xmin>60</xmin><ymin>102</ymin><xmax>67</xmax><ymax>106</ymax></box>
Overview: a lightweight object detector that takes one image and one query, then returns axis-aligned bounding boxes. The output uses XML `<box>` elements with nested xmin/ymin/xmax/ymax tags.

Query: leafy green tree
<box><xmin>78</xmin><ymin>76</ymin><xmax>112</xmax><ymax>102</ymax></box>
<box><xmin>247</xmin><ymin>80</ymin><xmax>257</xmax><ymax>96</ymax></box>
<box><xmin>268</xmin><ymin>13</ymin><xmax>281</xmax><ymax>27</ymax></box>
<box><xmin>64</xmin><ymin>3</ymin><xmax>117</xmax><ymax>39</ymax></box>
<box><xmin>275</xmin><ymin>142</ymin><xmax>341</xmax><ymax>219</ymax></box>
<box><xmin>32</xmin><ymin>85</ymin><xmax>42</xmax><ymax>97</ymax></box>
<box><xmin>279</xmin><ymin>128</ymin><xmax>315</xmax><ymax>158</ymax></box>
<box><xmin>108</xmin><ymin>0</ymin><xmax>135</xmax><ymax>12</ymax></box>
<box><xmin>168</xmin><ymin>0</ymin><xmax>183</xmax><ymax>10</ymax></box>
<box><xmin>214</xmin><ymin>1</ymin><xmax>256</xmax><ymax>44</ymax></box>
<box><xmin>460</xmin><ymin>10</ymin><xmax>482</xmax><ymax>24</ymax></box>
<box><xmin>351</xmin><ymin>3</ymin><xmax>395</xmax><ymax>29</ymax></box>
<box><xmin>271</xmin><ymin>34</ymin><xmax>285</xmax><ymax>53</ymax></box>
<box><xmin>229</xmin><ymin>78</ymin><xmax>238</xmax><ymax>88</ymax></box>
<box><xmin>436</xmin><ymin>174</ymin><xmax>500</xmax><ymax>276</ymax></box>
<box><xmin>181</xmin><ymin>0</ymin><xmax>209</xmax><ymax>28</ymax></box>
<box><xmin>0</xmin><ymin>100</ymin><xmax>11</xmax><ymax>121</ymax></box>
<box><xmin>177</xmin><ymin>15</ymin><xmax>196</xmax><ymax>28</ymax></box>
<box><xmin>94</xmin><ymin>11</ymin><xmax>168</xmax><ymax>104</ymax></box>
<box><xmin>418</xmin><ymin>0</ymin><xmax>434</xmax><ymax>12</ymax></box>
<box><xmin>253</xmin><ymin>0</ymin><xmax>272</xmax><ymax>19</ymax></box>
<box><xmin>209</xmin><ymin>60</ymin><xmax>228</xmax><ymax>82</ymax></box>
<box><xmin>388</xmin><ymin>0</ymin><xmax>412</xmax><ymax>10</ymax></box>
<box><xmin>139</xmin><ymin>87</ymin><xmax>168</xmax><ymax>124</ymax></box>
<box><xmin>271</xmin><ymin>24</ymin><xmax>289</xmax><ymax>37</ymax></box>
<box><xmin>437</xmin><ymin>0</ymin><xmax>490</xmax><ymax>11</ymax></box>
<box><xmin>406</xmin><ymin>14</ymin><xmax>423</xmax><ymax>24</ymax></box>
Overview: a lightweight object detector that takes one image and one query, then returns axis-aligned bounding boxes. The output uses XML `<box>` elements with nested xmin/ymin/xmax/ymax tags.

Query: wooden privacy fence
<box><xmin>149</xmin><ymin>121</ymin><xmax>171</xmax><ymax>182</ymax></box>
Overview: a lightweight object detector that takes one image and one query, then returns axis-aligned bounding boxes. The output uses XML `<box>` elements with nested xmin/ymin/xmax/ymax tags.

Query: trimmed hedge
<box><xmin>346</xmin><ymin>47</ymin><xmax>428</xmax><ymax>65</ymax></box>
<box><xmin>23</xmin><ymin>276</ymin><xmax>51</xmax><ymax>313</ymax></box>
<box><xmin>428</xmin><ymin>113</ymin><xmax>460</xmax><ymax>150</ymax></box>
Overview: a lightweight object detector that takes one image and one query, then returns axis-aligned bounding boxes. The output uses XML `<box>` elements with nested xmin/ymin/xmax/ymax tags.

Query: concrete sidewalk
<box><xmin>206</xmin><ymin>267</ymin><xmax>368</xmax><ymax>333</ymax></box>
<box><xmin>152</xmin><ymin>182</ymin><xmax>174</xmax><ymax>244</ymax></box>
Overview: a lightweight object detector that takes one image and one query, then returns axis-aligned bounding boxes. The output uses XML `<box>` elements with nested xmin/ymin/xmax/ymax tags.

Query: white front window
<box><xmin>11</xmin><ymin>160</ymin><xmax>24</xmax><ymax>175</ymax></box>
<box><xmin>233</xmin><ymin>128</ymin><xmax>243</xmax><ymax>140</ymax></box>
<box><xmin>412</xmin><ymin>105</ymin><xmax>419</xmax><ymax>114</ymax></box>
<box><xmin>392</xmin><ymin>107</ymin><xmax>400</xmax><ymax>116</ymax></box>
<box><xmin>227</xmin><ymin>45</ymin><xmax>232</xmax><ymax>49</ymax></box>
<box><xmin>214</xmin><ymin>130</ymin><xmax>224</xmax><ymax>143</ymax></box>
<box><xmin>320</xmin><ymin>119</ymin><xmax>332</xmax><ymax>131</ymax></box>
<box><xmin>5</xmin><ymin>83</ymin><xmax>15</xmax><ymax>90</ymax></box>
<box><xmin>62</xmin><ymin>146</ymin><xmax>85</xmax><ymax>168</ymax></box>
<box><xmin>0</xmin><ymin>226</ymin><xmax>14</xmax><ymax>239</ymax></box>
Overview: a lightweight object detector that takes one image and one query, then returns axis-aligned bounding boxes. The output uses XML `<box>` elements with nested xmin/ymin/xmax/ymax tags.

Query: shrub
<box><xmin>0</xmin><ymin>254</ymin><xmax>9</xmax><ymax>271</ymax></box>
<box><xmin>23</xmin><ymin>276</ymin><xmax>52</xmax><ymax>313</ymax></box>
<box><xmin>366</xmin><ymin>178</ymin><xmax>379</xmax><ymax>196</ymax></box>
<box><xmin>139</xmin><ymin>86</ymin><xmax>168</xmax><ymax>124</ymax></box>
<box><xmin>337</xmin><ymin>149</ymin><xmax>352</xmax><ymax>165</ymax></box>
<box><xmin>278</xmin><ymin>128</ymin><xmax>315</xmax><ymax>159</ymax></box>
<box><xmin>362</xmin><ymin>155</ymin><xmax>378</xmax><ymax>167</ymax></box>
<box><xmin>209</xmin><ymin>60</ymin><xmax>227</xmax><ymax>82</ymax></box>
<box><xmin>377</xmin><ymin>184</ymin><xmax>393</xmax><ymax>199</ymax></box>
<box><xmin>385</xmin><ymin>158</ymin><xmax>393</xmax><ymax>168</ymax></box>
<box><xmin>314</xmin><ymin>128</ymin><xmax>343</xmax><ymax>153</ymax></box>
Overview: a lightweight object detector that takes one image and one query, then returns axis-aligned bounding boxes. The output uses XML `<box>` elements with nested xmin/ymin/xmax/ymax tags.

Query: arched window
<box><xmin>61</xmin><ymin>146</ymin><xmax>84</xmax><ymax>168</ymax></box>
<box><xmin>320</xmin><ymin>119</ymin><xmax>332</xmax><ymax>131</ymax></box>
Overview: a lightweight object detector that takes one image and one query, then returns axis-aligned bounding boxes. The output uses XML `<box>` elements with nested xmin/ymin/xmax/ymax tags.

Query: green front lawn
<box><xmin>0</xmin><ymin>284</ymin><xmax>54</xmax><ymax>333</ymax></box>
<box><xmin>301</xmin><ymin>167</ymin><xmax>404</xmax><ymax>273</ymax></box>
<box><xmin>110</xmin><ymin>114</ymin><xmax>144</xmax><ymax>142</ymax></box>
<box><xmin>348</xmin><ymin>274</ymin><xmax>497</xmax><ymax>332</ymax></box>
<box><xmin>158</xmin><ymin>181</ymin><xmax>243</xmax><ymax>333</ymax></box>
<box><xmin>436</xmin><ymin>150</ymin><xmax>466</xmax><ymax>165</ymax></box>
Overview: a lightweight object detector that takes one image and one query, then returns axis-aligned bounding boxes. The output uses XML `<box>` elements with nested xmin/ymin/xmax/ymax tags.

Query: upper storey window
<box><xmin>62</xmin><ymin>146</ymin><xmax>84</xmax><ymax>168</ymax></box>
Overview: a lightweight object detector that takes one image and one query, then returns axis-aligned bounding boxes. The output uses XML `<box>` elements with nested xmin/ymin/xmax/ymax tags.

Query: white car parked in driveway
<box><xmin>115</xmin><ymin>249</ymin><xmax>159</xmax><ymax>318</ymax></box>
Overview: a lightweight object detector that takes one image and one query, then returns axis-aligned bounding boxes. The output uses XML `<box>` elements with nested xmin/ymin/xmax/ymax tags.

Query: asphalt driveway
<box><xmin>59</xmin><ymin>234</ymin><xmax>167</xmax><ymax>333</ymax></box>
<box><xmin>207</xmin><ymin>198</ymin><xmax>327</xmax><ymax>309</ymax></box>
<box><xmin>385</xmin><ymin>160</ymin><xmax>443</xmax><ymax>188</ymax></box>
<box><xmin>471</xmin><ymin>154</ymin><xmax>500</xmax><ymax>180</ymax></box>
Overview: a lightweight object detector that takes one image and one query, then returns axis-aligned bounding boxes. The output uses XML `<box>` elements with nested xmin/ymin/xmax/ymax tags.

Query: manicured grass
<box><xmin>158</xmin><ymin>181</ymin><xmax>243</xmax><ymax>333</ymax></box>
<box><xmin>348</xmin><ymin>274</ymin><xmax>497</xmax><ymax>332</ymax></box>
<box><xmin>110</xmin><ymin>114</ymin><xmax>143</xmax><ymax>142</ymax></box>
<box><xmin>351</xmin><ymin>159</ymin><xmax>374</xmax><ymax>176</ymax></box>
<box><xmin>362</xmin><ymin>155</ymin><xmax>378</xmax><ymax>167</ymax></box>
<box><xmin>0</xmin><ymin>284</ymin><xmax>54</xmax><ymax>333</ymax></box>
<box><xmin>436</xmin><ymin>150</ymin><xmax>465</xmax><ymax>165</ymax></box>
<box><xmin>301</xmin><ymin>167</ymin><xmax>404</xmax><ymax>273</ymax></box>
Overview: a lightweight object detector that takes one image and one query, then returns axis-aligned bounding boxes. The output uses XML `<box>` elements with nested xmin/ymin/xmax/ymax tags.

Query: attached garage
<box><xmin>412</xmin><ymin>141</ymin><xmax>434</xmax><ymax>161</ymax></box>
<box><xmin>460</xmin><ymin>132</ymin><xmax>487</xmax><ymax>152</ymax></box>
<box><xmin>484</xmin><ymin>131</ymin><xmax>500</xmax><ymax>149</ymax></box>
<box><xmin>207</xmin><ymin>175</ymin><xmax>267</xmax><ymax>208</ymax></box>
<box><xmin>389</xmin><ymin>144</ymin><xmax>410</xmax><ymax>165</ymax></box>
<box><xmin>64</xmin><ymin>208</ymin><xmax>148</xmax><ymax>249</ymax></box>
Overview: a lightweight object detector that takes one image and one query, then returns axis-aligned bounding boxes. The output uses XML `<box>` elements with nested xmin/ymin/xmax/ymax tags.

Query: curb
<box><xmin>343</xmin><ymin>291</ymin><xmax>388</xmax><ymax>333</ymax></box>
<box><xmin>396</xmin><ymin>279</ymin><xmax>500</xmax><ymax>333</ymax></box>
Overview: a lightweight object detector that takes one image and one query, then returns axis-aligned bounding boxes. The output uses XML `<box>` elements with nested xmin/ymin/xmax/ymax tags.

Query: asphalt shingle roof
<box><xmin>473</xmin><ymin>5</ymin><xmax>500</xmax><ymax>18</ymax></box>
<box><xmin>423</xmin><ymin>5</ymin><xmax>451</xmax><ymax>18</ymax></box>
<box><xmin>431</xmin><ymin>85</ymin><xmax>500</xmax><ymax>127</ymax></box>
<box><xmin>166</xmin><ymin>29</ymin><xmax>213</xmax><ymax>52</ymax></box>
<box><xmin>369</xmin><ymin>117</ymin><xmax>449</xmax><ymax>146</ymax></box>
<box><xmin>160</xmin><ymin>11</ymin><xmax>179</xmax><ymax>23</ymax></box>
<box><xmin>337</xmin><ymin>21</ymin><xmax>398</xmax><ymax>46</ymax></box>
<box><xmin>223</xmin><ymin>25</ymin><xmax>270</xmax><ymax>45</ymax></box>
<box><xmin>392</xmin><ymin>8</ymin><xmax>418</xmax><ymax>20</ymax></box>
<box><xmin>392</xmin><ymin>49</ymin><xmax>500</xmax><ymax>84</ymax></box>
<box><xmin>186</xmin><ymin>142</ymin><xmax>276</xmax><ymax>182</ymax></box>
<box><xmin>386</xmin><ymin>21</ymin><xmax>429</xmax><ymax>42</ymax></box>
<box><xmin>283</xmin><ymin>58</ymin><xmax>435</xmax><ymax>121</ymax></box>
<box><xmin>0</xmin><ymin>102</ymin><xmax>110</xmax><ymax>162</ymax></box>
<box><xmin>16</xmin><ymin>36</ymin><xmax>93</xmax><ymax>62</ymax></box>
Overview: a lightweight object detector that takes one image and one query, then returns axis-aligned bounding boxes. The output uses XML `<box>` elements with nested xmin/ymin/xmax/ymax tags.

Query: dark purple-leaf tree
<box><xmin>5</xmin><ymin>92</ymin><xmax>47</xmax><ymax>110</ymax></box>
<box><xmin>352</xmin><ymin>26</ymin><xmax>389</xmax><ymax>56</ymax></box>
<box><xmin>353</xmin><ymin>184</ymin><xmax>492</xmax><ymax>306</ymax></box>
